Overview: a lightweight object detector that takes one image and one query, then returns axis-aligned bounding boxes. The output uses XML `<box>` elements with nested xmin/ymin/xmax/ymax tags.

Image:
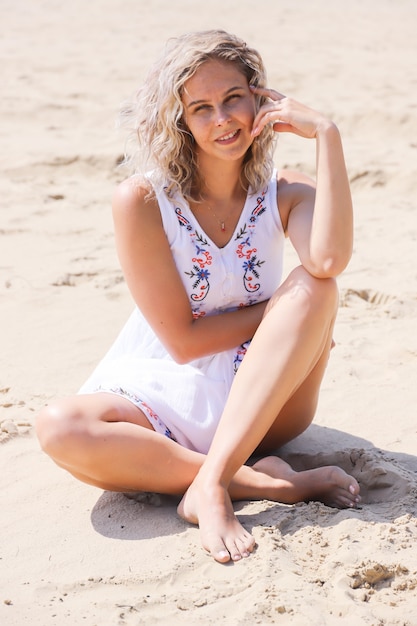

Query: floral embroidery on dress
<box><xmin>174</xmin><ymin>186</ymin><xmax>269</xmax><ymax>314</ymax></box>
<box><xmin>175</xmin><ymin>207</ymin><xmax>193</xmax><ymax>231</ymax></box>
<box><xmin>96</xmin><ymin>385</ymin><xmax>177</xmax><ymax>442</ymax></box>
<box><xmin>233</xmin><ymin>340</ymin><xmax>251</xmax><ymax>374</ymax></box>
<box><xmin>234</xmin><ymin>190</ymin><xmax>267</xmax><ymax>294</ymax></box>
<box><xmin>192</xmin><ymin>309</ymin><xmax>206</xmax><ymax>320</ymax></box>
<box><xmin>238</xmin><ymin>298</ymin><xmax>258</xmax><ymax>308</ymax></box>
<box><xmin>249</xmin><ymin>193</ymin><xmax>268</xmax><ymax>223</ymax></box>
<box><xmin>174</xmin><ymin>206</ymin><xmax>213</xmax><ymax>306</ymax></box>
<box><xmin>187</xmin><ymin>235</ymin><xmax>213</xmax><ymax>302</ymax></box>
<box><xmin>231</xmin><ymin>189</ymin><xmax>268</xmax><ymax>375</ymax></box>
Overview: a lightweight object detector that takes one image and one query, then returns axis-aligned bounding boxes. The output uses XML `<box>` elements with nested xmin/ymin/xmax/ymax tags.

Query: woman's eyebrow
<box><xmin>186</xmin><ymin>86</ymin><xmax>244</xmax><ymax>108</ymax></box>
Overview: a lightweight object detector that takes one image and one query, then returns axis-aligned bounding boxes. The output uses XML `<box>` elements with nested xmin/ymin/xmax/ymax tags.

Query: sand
<box><xmin>1</xmin><ymin>0</ymin><xmax>417</xmax><ymax>624</ymax></box>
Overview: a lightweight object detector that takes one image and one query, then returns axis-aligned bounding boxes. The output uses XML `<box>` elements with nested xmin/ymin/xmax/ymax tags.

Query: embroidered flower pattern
<box><xmin>175</xmin><ymin>207</ymin><xmax>193</xmax><ymax>231</ymax></box>
<box><xmin>97</xmin><ymin>385</ymin><xmax>177</xmax><ymax>441</ymax></box>
<box><xmin>232</xmin><ymin>189</ymin><xmax>267</xmax><ymax>373</ymax></box>
<box><xmin>233</xmin><ymin>340</ymin><xmax>251</xmax><ymax>374</ymax></box>
<box><xmin>176</xmin><ymin>207</ymin><xmax>213</xmax><ymax>313</ymax></box>
<box><xmin>187</xmin><ymin>240</ymin><xmax>213</xmax><ymax>303</ymax></box>
<box><xmin>235</xmin><ymin>191</ymin><xmax>267</xmax><ymax>294</ymax></box>
<box><xmin>175</xmin><ymin>186</ymin><xmax>268</xmax><ymax>324</ymax></box>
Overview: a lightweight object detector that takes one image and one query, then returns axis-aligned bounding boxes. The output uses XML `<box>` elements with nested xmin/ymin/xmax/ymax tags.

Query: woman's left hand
<box><xmin>250</xmin><ymin>86</ymin><xmax>333</xmax><ymax>139</ymax></box>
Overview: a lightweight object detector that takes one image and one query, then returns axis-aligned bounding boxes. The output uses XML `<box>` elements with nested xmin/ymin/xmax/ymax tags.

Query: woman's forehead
<box><xmin>182</xmin><ymin>59</ymin><xmax>248</xmax><ymax>102</ymax></box>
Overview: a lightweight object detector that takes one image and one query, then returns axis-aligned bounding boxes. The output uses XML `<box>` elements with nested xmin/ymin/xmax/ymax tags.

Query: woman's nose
<box><xmin>214</xmin><ymin>105</ymin><xmax>231</xmax><ymax>126</ymax></box>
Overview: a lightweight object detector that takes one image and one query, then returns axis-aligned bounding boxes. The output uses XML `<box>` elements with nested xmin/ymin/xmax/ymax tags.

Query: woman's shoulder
<box><xmin>113</xmin><ymin>176</ymin><xmax>154</xmax><ymax>208</ymax></box>
<box><xmin>112</xmin><ymin>176</ymin><xmax>164</xmax><ymax>237</ymax></box>
<box><xmin>112</xmin><ymin>176</ymin><xmax>161</xmax><ymax>219</ymax></box>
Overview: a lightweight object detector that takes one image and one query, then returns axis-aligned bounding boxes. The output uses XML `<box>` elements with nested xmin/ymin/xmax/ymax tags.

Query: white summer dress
<box><xmin>79</xmin><ymin>171</ymin><xmax>285</xmax><ymax>454</ymax></box>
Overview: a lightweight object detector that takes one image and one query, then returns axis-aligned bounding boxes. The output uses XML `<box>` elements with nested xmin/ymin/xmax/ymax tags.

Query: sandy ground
<box><xmin>1</xmin><ymin>1</ymin><xmax>417</xmax><ymax>624</ymax></box>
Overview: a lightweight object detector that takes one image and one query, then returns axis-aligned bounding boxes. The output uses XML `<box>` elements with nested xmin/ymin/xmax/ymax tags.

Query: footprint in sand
<box><xmin>347</xmin><ymin>449</ymin><xmax>412</xmax><ymax>505</ymax></box>
<box><xmin>51</xmin><ymin>271</ymin><xmax>98</xmax><ymax>287</ymax></box>
<box><xmin>340</xmin><ymin>288</ymin><xmax>416</xmax><ymax>319</ymax></box>
<box><xmin>340</xmin><ymin>288</ymin><xmax>396</xmax><ymax>307</ymax></box>
<box><xmin>284</xmin><ymin>448</ymin><xmax>412</xmax><ymax>505</ymax></box>
<box><xmin>349</xmin><ymin>169</ymin><xmax>386</xmax><ymax>188</ymax></box>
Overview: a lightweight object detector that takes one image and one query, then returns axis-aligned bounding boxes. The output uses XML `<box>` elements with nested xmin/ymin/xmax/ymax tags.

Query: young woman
<box><xmin>36</xmin><ymin>30</ymin><xmax>360</xmax><ymax>564</ymax></box>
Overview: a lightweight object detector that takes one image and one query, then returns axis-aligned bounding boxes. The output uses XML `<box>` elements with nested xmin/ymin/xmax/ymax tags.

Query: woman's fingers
<box><xmin>250</xmin><ymin>85</ymin><xmax>286</xmax><ymax>101</ymax></box>
<box><xmin>251</xmin><ymin>101</ymin><xmax>285</xmax><ymax>137</ymax></box>
<box><xmin>251</xmin><ymin>87</ymin><xmax>329</xmax><ymax>139</ymax></box>
<box><xmin>250</xmin><ymin>86</ymin><xmax>287</xmax><ymax>136</ymax></box>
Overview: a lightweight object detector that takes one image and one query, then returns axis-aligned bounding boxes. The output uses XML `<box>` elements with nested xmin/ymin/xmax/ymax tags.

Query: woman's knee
<box><xmin>36</xmin><ymin>400</ymin><xmax>87</xmax><ymax>462</ymax></box>
<box><xmin>292</xmin><ymin>264</ymin><xmax>338</xmax><ymax>296</ymax></box>
<box><xmin>272</xmin><ymin>265</ymin><xmax>339</xmax><ymax>315</ymax></box>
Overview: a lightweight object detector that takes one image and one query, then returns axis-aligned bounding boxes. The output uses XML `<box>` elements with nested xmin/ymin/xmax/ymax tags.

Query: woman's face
<box><xmin>181</xmin><ymin>59</ymin><xmax>256</xmax><ymax>165</ymax></box>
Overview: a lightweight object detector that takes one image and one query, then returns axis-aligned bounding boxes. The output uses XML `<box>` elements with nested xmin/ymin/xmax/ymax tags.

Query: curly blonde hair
<box><xmin>119</xmin><ymin>30</ymin><xmax>276</xmax><ymax>200</ymax></box>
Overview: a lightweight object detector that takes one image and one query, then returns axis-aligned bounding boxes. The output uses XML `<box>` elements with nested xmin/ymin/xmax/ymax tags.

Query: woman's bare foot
<box><xmin>252</xmin><ymin>456</ymin><xmax>361</xmax><ymax>508</ymax></box>
<box><xmin>177</xmin><ymin>477</ymin><xmax>255</xmax><ymax>564</ymax></box>
<box><xmin>177</xmin><ymin>456</ymin><xmax>360</xmax><ymax>564</ymax></box>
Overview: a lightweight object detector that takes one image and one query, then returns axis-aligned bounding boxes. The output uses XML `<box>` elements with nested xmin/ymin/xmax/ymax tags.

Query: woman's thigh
<box><xmin>36</xmin><ymin>392</ymin><xmax>155</xmax><ymax>458</ymax></box>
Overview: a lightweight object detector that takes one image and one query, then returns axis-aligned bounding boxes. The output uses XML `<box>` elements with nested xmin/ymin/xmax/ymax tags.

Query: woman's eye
<box><xmin>192</xmin><ymin>94</ymin><xmax>241</xmax><ymax>113</ymax></box>
<box><xmin>194</xmin><ymin>105</ymin><xmax>210</xmax><ymax>113</ymax></box>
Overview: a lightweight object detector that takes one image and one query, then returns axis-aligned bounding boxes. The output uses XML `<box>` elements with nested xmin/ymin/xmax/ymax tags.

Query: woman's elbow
<box><xmin>170</xmin><ymin>349</ymin><xmax>192</xmax><ymax>365</ymax></box>
<box><xmin>158</xmin><ymin>321</ymin><xmax>202</xmax><ymax>364</ymax></box>
<box><xmin>166</xmin><ymin>339</ymin><xmax>197</xmax><ymax>365</ymax></box>
<box><xmin>308</xmin><ymin>251</ymin><xmax>352</xmax><ymax>278</ymax></box>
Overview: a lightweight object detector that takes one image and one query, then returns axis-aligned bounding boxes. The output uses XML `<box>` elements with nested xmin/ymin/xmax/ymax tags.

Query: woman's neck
<box><xmin>194</xmin><ymin>156</ymin><xmax>247</xmax><ymax>205</ymax></box>
<box><xmin>189</xmin><ymin>158</ymin><xmax>249</xmax><ymax>246</ymax></box>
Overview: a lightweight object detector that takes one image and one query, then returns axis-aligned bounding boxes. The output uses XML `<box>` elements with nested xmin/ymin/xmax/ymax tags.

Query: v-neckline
<box><xmin>183</xmin><ymin>190</ymin><xmax>251</xmax><ymax>250</ymax></box>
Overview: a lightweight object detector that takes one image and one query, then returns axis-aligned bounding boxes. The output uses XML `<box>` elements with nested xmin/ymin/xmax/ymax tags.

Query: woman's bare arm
<box><xmin>252</xmin><ymin>88</ymin><xmax>353</xmax><ymax>278</ymax></box>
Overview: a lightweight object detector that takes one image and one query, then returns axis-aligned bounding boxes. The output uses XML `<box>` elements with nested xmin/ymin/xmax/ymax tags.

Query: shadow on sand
<box><xmin>90</xmin><ymin>424</ymin><xmax>417</xmax><ymax>541</ymax></box>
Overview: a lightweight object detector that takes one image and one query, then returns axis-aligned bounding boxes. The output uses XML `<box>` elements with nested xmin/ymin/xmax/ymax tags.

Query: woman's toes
<box><xmin>222</xmin><ymin>537</ymin><xmax>244</xmax><ymax>562</ymax></box>
<box><xmin>206</xmin><ymin>531</ymin><xmax>254</xmax><ymax>563</ymax></box>
<box><xmin>237</xmin><ymin>530</ymin><xmax>256</xmax><ymax>555</ymax></box>
<box><xmin>214</xmin><ymin>548</ymin><xmax>231</xmax><ymax>563</ymax></box>
<box><xmin>203</xmin><ymin>538</ymin><xmax>230</xmax><ymax>562</ymax></box>
<box><xmin>202</xmin><ymin>537</ymin><xmax>230</xmax><ymax>563</ymax></box>
<box><xmin>235</xmin><ymin>536</ymin><xmax>253</xmax><ymax>559</ymax></box>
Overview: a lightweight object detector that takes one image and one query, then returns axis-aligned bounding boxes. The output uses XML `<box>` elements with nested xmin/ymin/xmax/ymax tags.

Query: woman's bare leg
<box><xmin>177</xmin><ymin>266</ymin><xmax>360</xmax><ymax>563</ymax></box>
<box><xmin>36</xmin><ymin>393</ymin><xmax>203</xmax><ymax>494</ymax></box>
<box><xmin>37</xmin><ymin>393</ymin><xmax>297</xmax><ymax>496</ymax></box>
<box><xmin>36</xmin><ymin>387</ymin><xmax>357</xmax><ymax>502</ymax></box>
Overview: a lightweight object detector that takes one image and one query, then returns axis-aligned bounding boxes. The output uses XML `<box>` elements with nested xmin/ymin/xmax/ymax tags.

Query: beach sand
<box><xmin>1</xmin><ymin>1</ymin><xmax>417</xmax><ymax>623</ymax></box>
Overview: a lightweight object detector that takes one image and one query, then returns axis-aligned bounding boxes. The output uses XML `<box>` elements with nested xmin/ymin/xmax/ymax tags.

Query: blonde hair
<box><xmin>119</xmin><ymin>30</ymin><xmax>276</xmax><ymax>200</ymax></box>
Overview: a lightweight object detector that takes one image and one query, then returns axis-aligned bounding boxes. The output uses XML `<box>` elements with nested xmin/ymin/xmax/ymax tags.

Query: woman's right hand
<box><xmin>251</xmin><ymin>86</ymin><xmax>334</xmax><ymax>140</ymax></box>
